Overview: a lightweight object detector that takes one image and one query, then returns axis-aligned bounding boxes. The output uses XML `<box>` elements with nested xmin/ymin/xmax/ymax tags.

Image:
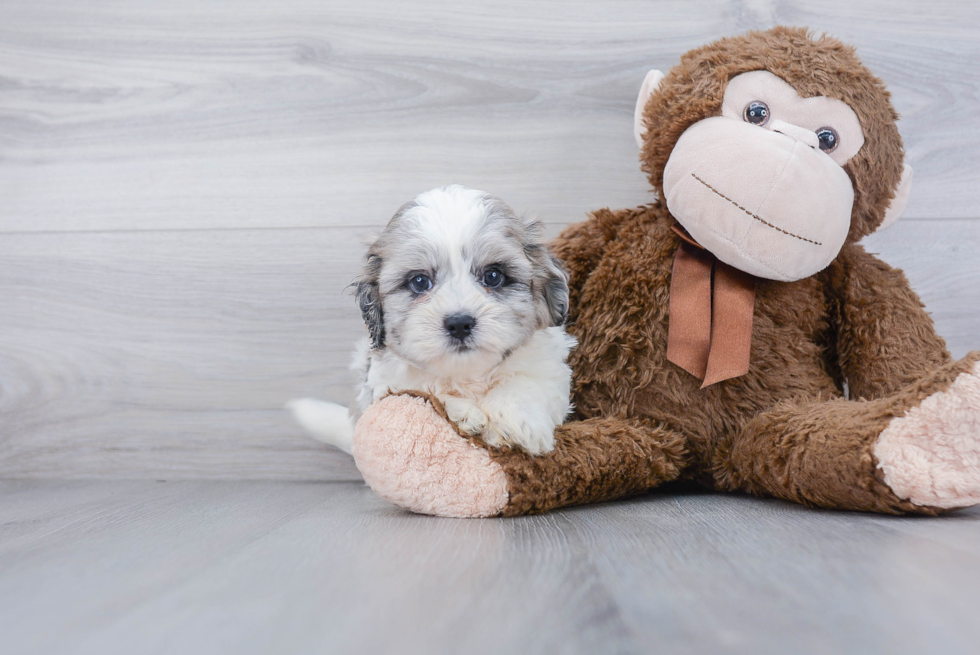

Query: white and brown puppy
<box><xmin>289</xmin><ymin>185</ymin><xmax>576</xmax><ymax>455</ymax></box>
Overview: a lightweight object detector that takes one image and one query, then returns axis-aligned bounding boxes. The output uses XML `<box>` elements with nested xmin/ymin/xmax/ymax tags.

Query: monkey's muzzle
<box><xmin>662</xmin><ymin>117</ymin><xmax>854</xmax><ymax>282</ymax></box>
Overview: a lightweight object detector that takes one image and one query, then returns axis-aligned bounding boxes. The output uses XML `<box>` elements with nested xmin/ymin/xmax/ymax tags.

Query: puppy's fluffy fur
<box><xmin>289</xmin><ymin>185</ymin><xmax>576</xmax><ymax>455</ymax></box>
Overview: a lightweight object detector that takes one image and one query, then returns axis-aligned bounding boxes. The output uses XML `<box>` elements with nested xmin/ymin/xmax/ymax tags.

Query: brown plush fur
<box><xmin>476</xmin><ymin>27</ymin><xmax>977</xmax><ymax>516</ymax></box>
<box><xmin>484</xmin><ymin>207</ymin><xmax>966</xmax><ymax>516</ymax></box>
<box><xmin>361</xmin><ymin>28</ymin><xmax>977</xmax><ymax>518</ymax></box>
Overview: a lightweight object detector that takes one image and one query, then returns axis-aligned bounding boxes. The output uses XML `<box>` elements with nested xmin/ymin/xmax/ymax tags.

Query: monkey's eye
<box><xmin>743</xmin><ymin>101</ymin><xmax>770</xmax><ymax>126</ymax></box>
<box><xmin>481</xmin><ymin>267</ymin><xmax>505</xmax><ymax>289</ymax></box>
<box><xmin>816</xmin><ymin>127</ymin><xmax>840</xmax><ymax>153</ymax></box>
<box><xmin>407</xmin><ymin>273</ymin><xmax>432</xmax><ymax>294</ymax></box>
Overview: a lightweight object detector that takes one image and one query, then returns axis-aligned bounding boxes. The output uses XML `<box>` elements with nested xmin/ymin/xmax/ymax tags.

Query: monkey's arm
<box><xmin>352</xmin><ymin>392</ymin><xmax>691</xmax><ymax>517</ymax></box>
<box><xmin>550</xmin><ymin>207</ymin><xmax>635</xmax><ymax>323</ymax></box>
<box><xmin>829</xmin><ymin>243</ymin><xmax>950</xmax><ymax>400</ymax></box>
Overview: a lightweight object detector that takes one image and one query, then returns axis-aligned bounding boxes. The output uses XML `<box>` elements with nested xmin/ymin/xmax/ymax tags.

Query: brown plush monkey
<box><xmin>351</xmin><ymin>27</ymin><xmax>980</xmax><ymax>517</ymax></box>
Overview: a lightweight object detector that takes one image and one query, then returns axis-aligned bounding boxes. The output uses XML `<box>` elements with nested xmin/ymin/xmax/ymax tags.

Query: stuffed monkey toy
<box><xmin>350</xmin><ymin>27</ymin><xmax>980</xmax><ymax>518</ymax></box>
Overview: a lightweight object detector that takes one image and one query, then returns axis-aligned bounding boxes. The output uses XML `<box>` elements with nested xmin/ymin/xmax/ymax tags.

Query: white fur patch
<box><xmin>355</xmin><ymin>326</ymin><xmax>576</xmax><ymax>454</ymax></box>
<box><xmin>875</xmin><ymin>362</ymin><xmax>980</xmax><ymax>509</ymax></box>
<box><xmin>286</xmin><ymin>398</ymin><xmax>354</xmax><ymax>454</ymax></box>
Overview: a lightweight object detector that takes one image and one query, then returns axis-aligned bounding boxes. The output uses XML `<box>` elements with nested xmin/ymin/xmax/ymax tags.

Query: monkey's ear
<box><xmin>634</xmin><ymin>69</ymin><xmax>665</xmax><ymax>149</ymax></box>
<box><xmin>878</xmin><ymin>164</ymin><xmax>913</xmax><ymax>231</ymax></box>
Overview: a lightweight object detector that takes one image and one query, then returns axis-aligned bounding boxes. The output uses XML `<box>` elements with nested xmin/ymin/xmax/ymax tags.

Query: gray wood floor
<box><xmin>3</xmin><ymin>3</ymin><xmax>980</xmax><ymax>653</ymax></box>
<box><xmin>3</xmin><ymin>480</ymin><xmax>980</xmax><ymax>655</ymax></box>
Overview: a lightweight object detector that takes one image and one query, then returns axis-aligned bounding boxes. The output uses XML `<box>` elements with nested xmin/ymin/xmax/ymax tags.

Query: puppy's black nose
<box><xmin>444</xmin><ymin>313</ymin><xmax>475</xmax><ymax>341</ymax></box>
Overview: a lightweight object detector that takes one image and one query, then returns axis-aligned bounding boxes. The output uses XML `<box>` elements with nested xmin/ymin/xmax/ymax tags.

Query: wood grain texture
<box><xmin>2</xmin><ymin>480</ymin><xmax>980</xmax><ymax>655</ymax></box>
<box><xmin>0</xmin><ymin>0</ymin><xmax>978</xmax><ymax>480</ymax></box>
<box><xmin>0</xmin><ymin>228</ymin><xmax>366</xmax><ymax>480</ymax></box>
<box><xmin>863</xmin><ymin>220</ymin><xmax>980</xmax><ymax>357</ymax></box>
<box><xmin>1</xmin><ymin>0</ymin><xmax>979</xmax><ymax>235</ymax></box>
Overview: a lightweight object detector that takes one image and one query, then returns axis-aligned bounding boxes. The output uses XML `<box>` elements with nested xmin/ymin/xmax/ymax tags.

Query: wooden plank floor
<box><xmin>2</xmin><ymin>4</ymin><xmax>980</xmax><ymax>653</ymax></box>
<box><xmin>3</xmin><ymin>480</ymin><xmax>980</xmax><ymax>655</ymax></box>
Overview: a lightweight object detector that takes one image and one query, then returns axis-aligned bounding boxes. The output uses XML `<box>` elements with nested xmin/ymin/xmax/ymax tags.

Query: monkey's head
<box><xmin>635</xmin><ymin>27</ymin><xmax>912</xmax><ymax>282</ymax></box>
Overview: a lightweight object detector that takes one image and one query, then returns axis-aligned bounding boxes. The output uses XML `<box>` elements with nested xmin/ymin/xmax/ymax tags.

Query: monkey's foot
<box><xmin>875</xmin><ymin>361</ymin><xmax>980</xmax><ymax>509</ymax></box>
<box><xmin>352</xmin><ymin>394</ymin><xmax>509</xmax><ymax>518</ymax></box>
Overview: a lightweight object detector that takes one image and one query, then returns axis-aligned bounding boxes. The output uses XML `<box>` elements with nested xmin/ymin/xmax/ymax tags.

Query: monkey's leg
<box><xmin>352</xmin><ymin>393</ymin><xmax>690</xmax><ymax>518</ymax></box>
<box><xmin>718</xmin><ymin>353</ymin><xmax>980</xmax><ymax>514</ymax></box>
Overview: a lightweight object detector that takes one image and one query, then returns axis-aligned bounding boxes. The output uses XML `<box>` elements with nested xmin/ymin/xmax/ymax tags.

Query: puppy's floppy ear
<box><xmin>353</xmin><ymin>251</ymin><xmax>385</xmax><ymax>349</ymax></box>
<box><xmin>526</xmin><ymin>241</ymin><xmax>570</xmax><ymax>328</ymax></box>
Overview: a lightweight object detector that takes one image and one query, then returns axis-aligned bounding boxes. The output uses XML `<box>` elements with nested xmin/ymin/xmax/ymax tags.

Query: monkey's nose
<box><xmin>444</xmin><ymin>314</ymin><xmax>476</xmax><ymax>341</ymax></box>
<box><xmin>770</xmin><ymin>119</ymin><xmax>820</xmax><ymax>149</ymax></box>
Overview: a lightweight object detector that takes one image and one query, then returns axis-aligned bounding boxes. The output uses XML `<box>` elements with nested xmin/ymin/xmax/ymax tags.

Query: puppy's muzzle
<box><xmin>444</xmin><ymin>313</ymin><xmax>476</xmax><ymax>342</ymax></box>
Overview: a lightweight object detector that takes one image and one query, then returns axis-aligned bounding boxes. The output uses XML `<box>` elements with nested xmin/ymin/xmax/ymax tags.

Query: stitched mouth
<box><xmin>690</xmin><ymin>173</ymin><xmax>822</xmax><ymax>246</ymax></box>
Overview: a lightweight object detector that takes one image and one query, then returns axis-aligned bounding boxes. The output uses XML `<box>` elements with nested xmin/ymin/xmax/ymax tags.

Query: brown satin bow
<box><xmin>667</xmin><ymin>226</ymin><xmax>757</xmax><ymax>388</ymax></box>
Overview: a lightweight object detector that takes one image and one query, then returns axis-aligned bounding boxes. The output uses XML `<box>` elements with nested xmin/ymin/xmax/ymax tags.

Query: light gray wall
<box><xmin>1</xmin><ymin>0</ymin><xmax>978</xmax><ymax>479</ymax></box>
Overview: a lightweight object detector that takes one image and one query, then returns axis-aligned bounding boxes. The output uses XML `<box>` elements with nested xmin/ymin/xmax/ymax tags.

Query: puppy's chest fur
<box><xmin>349</xmin><ymin>326</ymin><xmax>575</xmax><ymax>454</ymax></box>
<box><xmin>357</xmin><ymin>345</ymin><xmax>500</xmax><ymax>407</ymax></box>
<box><xmin>352</xmin><ymin>327</ymin><xmax>575</xmax><ymax>412</ymax></box>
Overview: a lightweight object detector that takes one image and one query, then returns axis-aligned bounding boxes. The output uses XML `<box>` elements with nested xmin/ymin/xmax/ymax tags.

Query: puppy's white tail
<box><xmin>286</xmin><ymin>398</ymin><xmax>354</xmax><ymax>455</ymax></box>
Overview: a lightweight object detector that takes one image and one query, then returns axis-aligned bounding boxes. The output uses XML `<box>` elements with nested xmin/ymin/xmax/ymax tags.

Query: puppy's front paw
<box><xmin>441</xmin><ymin>396</ymin><xmax>489</xmax><ymax>437</ymax></box>
<box><xmin>483</xmin><ymin>407</ymin><xmax>556</xmax><ymax>455</ymax></box>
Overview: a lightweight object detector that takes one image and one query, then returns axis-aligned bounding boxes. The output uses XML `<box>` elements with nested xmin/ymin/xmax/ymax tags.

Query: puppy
<box><xmin>288</xmin><ymin>185</ymin><xmax>576</xmax><ymax>455</ymax></box>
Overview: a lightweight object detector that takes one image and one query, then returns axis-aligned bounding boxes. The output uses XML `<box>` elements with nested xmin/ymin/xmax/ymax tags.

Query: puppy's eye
<box><xmin>407</xmin><ymin>274</ymin><xmax>432</xmax><ymax>294</ymax></box>
<box><xmin>816</xmin><ymin>127</ymin><xmax>839</xmax><ymax>153</ymax></box>
<box><xmin>481</xmin><ymin>267</ymin><xmax>505</xmax><ymax>289</ymax></box>
<box><xmin>743</xmin><ymin>101</ymin><xmax>770</xmax><ymax>126</ymax></box>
